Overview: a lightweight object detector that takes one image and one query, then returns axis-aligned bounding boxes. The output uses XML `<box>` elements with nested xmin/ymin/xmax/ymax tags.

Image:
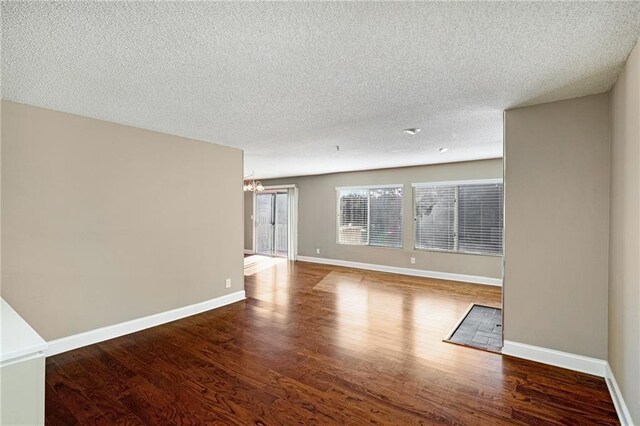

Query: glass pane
<box><xmin>338</xmin><ymin>189</ymin><xmax>369</xmax><ymax>245</ymax></box>
<box><xmin>255</xmin><ymin>193</ymin><xmax>274</xmax><ymax>255</ymax></box>
<box><xmin>369</xmin><ymin>187</ymin><xmax>403</xmax><ymax>248</ymax></box>
<box><xmin>275</xmin><ymin>193</ymin><xmax>288</xmax><ymax>258</ymax></box>
<box><xmin>458</xmin><ymin>183</ymin><xmax>503</xmax><ymax>255</ymax></box>
<box><xmin>414</xmin><ymin>186</ymin><xmax>455</xmax><ymax>251</ymax></box>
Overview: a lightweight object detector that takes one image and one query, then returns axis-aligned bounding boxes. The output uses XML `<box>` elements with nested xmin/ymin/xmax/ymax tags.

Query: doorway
<box><xmin>255</xmin><ymin>191</ymin><xmax>289</xmax><ymax>258</ymax></box>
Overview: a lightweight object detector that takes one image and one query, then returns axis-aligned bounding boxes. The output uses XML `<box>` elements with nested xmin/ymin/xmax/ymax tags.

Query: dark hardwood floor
<box><xmin>46</xmin><ymin>258</ymin><xmax>619</xmax><ymax>425</ymax></box>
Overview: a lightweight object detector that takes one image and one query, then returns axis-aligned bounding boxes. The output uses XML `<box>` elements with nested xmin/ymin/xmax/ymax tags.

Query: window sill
<box><xmin>336</xmin><ymin>242</ymin><xmax>404</xmax><ymax>250</ymax></box>
<box><xmin>412</xmin><ymin>247</ymin><xmax>503</xmax><ymax>258</ymax></box>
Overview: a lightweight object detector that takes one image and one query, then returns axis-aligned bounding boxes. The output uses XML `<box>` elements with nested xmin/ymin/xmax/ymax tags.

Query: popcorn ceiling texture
<box><xmin>2</xmin><ymin>2</ymin><xmax>640</xmax><ymax>178</ymax></box>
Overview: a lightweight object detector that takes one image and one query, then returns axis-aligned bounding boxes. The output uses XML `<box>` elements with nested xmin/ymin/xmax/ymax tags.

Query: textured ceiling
<box><xmin>2</xmin><ymin>2</ymin><xmax>640</xmax><ymax>179</ymax></box>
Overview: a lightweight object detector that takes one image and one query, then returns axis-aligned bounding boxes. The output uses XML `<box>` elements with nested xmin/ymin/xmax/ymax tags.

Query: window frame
<box><xmin>412</xmin><ymin>178</ymin><xmax>503</xmax><ymax>257</ymax></box>
<box><xmin>335</xmin><ymin>184</ymin><xmax>404</xmax><ymax>249</ymax></box>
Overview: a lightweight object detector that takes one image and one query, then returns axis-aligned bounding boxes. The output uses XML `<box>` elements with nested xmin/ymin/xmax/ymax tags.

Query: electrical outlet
<box><xmin>410</xmin><ymin>257</ymin><xmax>416</xmax><ymax>264</ymax></box>
<box><xmin>225</xmin><ymin>278</ymin><xmax>231</xmax><ymax>289</ymax></box>
<box><xmin>316</xmin><ymin>248</ymin><xmax>320</xmax><ymax>254</ymax></box>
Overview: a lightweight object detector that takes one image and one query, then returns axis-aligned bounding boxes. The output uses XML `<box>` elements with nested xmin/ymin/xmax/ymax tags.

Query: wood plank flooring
<box><xmin>46</xmin><ymin>258</ymin><xmax>619</xmax><ymax>425</ymax></box>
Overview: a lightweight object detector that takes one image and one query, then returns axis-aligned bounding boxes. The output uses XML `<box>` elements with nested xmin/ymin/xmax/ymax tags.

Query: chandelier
<box><xmin>243</xmin><ymin>172</ymin><xmax>264</xmax><ymax>192</ymax></box>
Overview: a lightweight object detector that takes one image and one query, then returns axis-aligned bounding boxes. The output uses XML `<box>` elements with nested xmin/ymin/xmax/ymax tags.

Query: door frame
<box><xmin>252</xmin><ymin>184</ymin><xmax>298</xmax><ymax>261</ymax></box>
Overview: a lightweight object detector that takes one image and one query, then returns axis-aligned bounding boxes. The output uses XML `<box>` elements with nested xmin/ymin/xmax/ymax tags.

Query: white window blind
<box><xmin>414</xmin><ymin>186</ymin><xmax>456</xmax><ymax>251</ymax></box>
<box><xmin>337</xmin><ymin>186</ymin><xmax>403</xmax><ymax>248</ymax></box>
<box><xmin>414</xmin><ymin>181</ymin><xmax>503</xmax><ymax>255</ymax></box>
<box><xmin>338</xmin><ymin>189</ymin><xmax>369</xmax><ymax>245</ymax></box>
<box><xmin>457</xmin><ymin>183</ymin><xmax>503</xmax><ymax>255</ymax></box>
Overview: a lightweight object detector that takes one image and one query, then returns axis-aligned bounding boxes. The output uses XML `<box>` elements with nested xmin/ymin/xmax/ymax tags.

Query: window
<box><xmin>413</xmin><ymin>180</ymin><xmax>503</xmax><ymax>255</ymax></box>
<box><xmin>337</xmin><ymin>186</ymin><xmax>403</xmax><ymax>248</ymax></box>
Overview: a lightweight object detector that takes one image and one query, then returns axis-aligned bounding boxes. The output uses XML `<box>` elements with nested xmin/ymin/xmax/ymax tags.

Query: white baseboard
<box><xmin>296</xmin><ymin>255</ymin><xmax>502</xmax><ymax>286</ymax></box>
<box><xmin>46</xmin><ymin>290</ymin><xmax>246</xmax><ymax>357</ymax></box>
<box><xmin>502</xmin><ymin>340</ymin><xmax>606</xmax><ymax>377</ymax></box>
<box><xmin>244</xmin><ymin>249</ymin><xmax>254</xmax><ymax>254</ymax></box>
<box><xmin>605</xmin><ymin>362</ymin><xmax>633</xmax><ymax>425</ymax></box>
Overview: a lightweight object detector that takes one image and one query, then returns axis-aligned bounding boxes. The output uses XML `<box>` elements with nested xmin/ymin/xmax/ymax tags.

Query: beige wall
<box><xmin>609</xmin><ymin>40</ymin><xmax>640</xmax><ymax>424</ymax></box>
<box><xmin>1</xmin><ymin>101</ymin><xmax>244</xmax><ymax>341</ymax></box>
<box><xmin>504</xmin><ymin>93</ymin><xmax>610</xmax><ymax>359</ymax></box>
<box><xmin>245</xmin><ymin>159</ymin><xmax>503</xmax><ymax>279</ymax></box>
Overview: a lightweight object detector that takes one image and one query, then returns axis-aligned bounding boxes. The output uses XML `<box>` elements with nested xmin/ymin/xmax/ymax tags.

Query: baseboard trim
<box><xmin>296</xmin><ymin>255</ymin><xmax>502</xmax><ymax>286</ymax></box>
<box><xmin>502</xmin><ymin>340</ymin><xmax>606</xmax><ymax>377</ymax></box>
<box><xmin>605</xmin><ymin>362</ymin><xmax>633</xmax><ymax>425</ymax></box>
<box><xmin>46</xmin><ymin>290</ymin><xmax>246</xmax><ymax>357</ymax></box>
<box><xmin>244</xmin><ymin>249</ymin><xmax>254</xmax><ymax>254</ymax></box>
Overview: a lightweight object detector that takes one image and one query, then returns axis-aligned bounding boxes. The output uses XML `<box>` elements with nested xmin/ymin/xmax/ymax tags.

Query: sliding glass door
<box><xmin>255</xmin><ymin>191</ymin><xmax>288</xmax><ymax>257</ymax></box>
<box><xmin>255</xmin><ymin>193</ymin><xmax>274</xmax><ymax>256</ymax></box>
<box><xmin>274</xmin><ymin>193</ymin><xmax>288</xmax><ymax>257</ymax></box>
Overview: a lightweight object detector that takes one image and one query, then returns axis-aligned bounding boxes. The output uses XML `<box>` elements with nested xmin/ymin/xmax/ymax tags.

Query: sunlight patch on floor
<box><xmin>244</xmin><ymin>255</ymin><xmax>287</xmax><ymax>276</ymax></box>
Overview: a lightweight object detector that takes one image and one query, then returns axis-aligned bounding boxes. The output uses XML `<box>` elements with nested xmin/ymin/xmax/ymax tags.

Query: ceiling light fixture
<box><xmin>243</xmin><ymin>171</ymin><xmax>264</xmax><ymax>192</ymax></box>
<box><xmin>438</xmin><ymin>147</ymin><xmax>449</xmax><ymax>153</ymax></box>
<box><xmin>402</xmin><ymin>128</ymin><xmax>421</xmax><ymax>135</ymax></box>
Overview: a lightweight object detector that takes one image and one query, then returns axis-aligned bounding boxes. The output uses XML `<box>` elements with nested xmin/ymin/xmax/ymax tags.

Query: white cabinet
<box><xmin>0</xmin><ymin>298</ymin><xmax>47</xmax><ymax>425</ymax></box>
